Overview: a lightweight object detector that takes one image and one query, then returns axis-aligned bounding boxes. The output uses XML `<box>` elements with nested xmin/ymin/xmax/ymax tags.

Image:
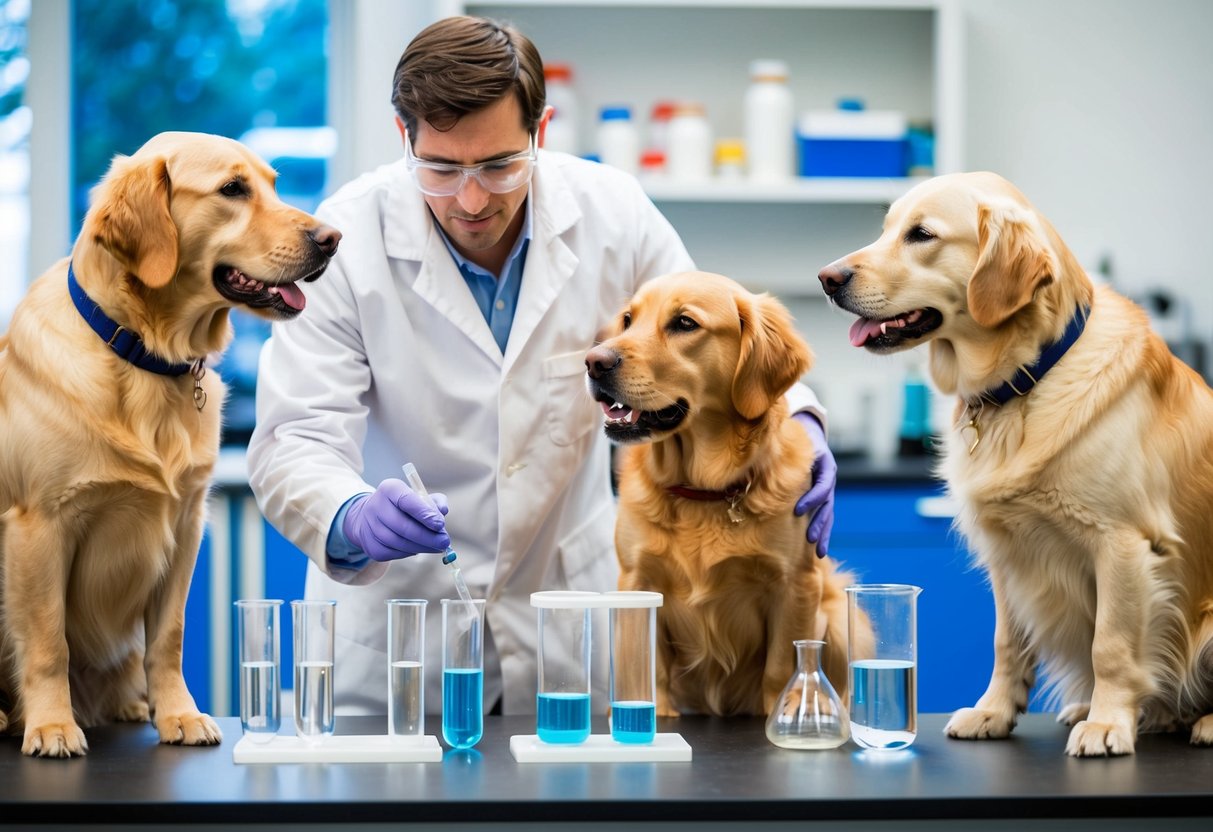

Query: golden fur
<box><xmin>586</xmin><ymin>271</ymin><xmax>866</xmax><ymax>717</ymax></box>
<box><xmin>820</xmin><ymin>171</ymin><xmax>1213</xmax><ymax>755</ymax></box>
<box><xmin>0</xmin><ymin>131</ymin><xmax>338</xmax><ymax>757</ymax></box>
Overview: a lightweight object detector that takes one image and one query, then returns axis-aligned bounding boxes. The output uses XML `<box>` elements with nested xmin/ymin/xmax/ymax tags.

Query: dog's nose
<box><xmin>818</xmin><ymin>263</ymin><xmax>853</xmax><ymax>296</ymax></box>
<box><xmin>585</xmin><ymin>345</ymin><xmax>621</xmax><ymax>380</ymax></box>
<box><xmin>310</xmin><ymin>224</ymin><xmax>342</xmax><ymax>258</ymax></box>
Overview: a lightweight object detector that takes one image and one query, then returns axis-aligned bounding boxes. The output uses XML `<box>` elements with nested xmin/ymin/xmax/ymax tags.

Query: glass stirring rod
<box><xmin>401</xmin><ymin>463</ymin><xmax>474</xmax><ymax>605</ymax></box>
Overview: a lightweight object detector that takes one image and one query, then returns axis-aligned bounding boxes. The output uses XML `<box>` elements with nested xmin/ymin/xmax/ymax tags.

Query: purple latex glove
<box><xmin>342</xmin><ymin>479</ymin><xmax>450</xmax><ymax>562</ymax></box>
<box><xmin>792</xmin><ymin>412</ymin><xmax>837</xmax><ymax>558</ymax></box>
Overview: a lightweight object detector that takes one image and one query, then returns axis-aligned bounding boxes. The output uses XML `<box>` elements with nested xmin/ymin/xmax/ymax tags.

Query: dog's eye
<box><xmin>621</xmin><ymin>312</ymin><xmax>632</xmax><ymax>330</ymax></box>
<box><xmin>672</xmin><ymin>315</ymin><xmax>699</xmax><ymax>332</ymax></box>
<box><xmin>904</xmin><ymin>224</ymin><xmax>935</xmax><ymax>243</ymax></box>
<box><xmin>219</xmin><ymin>180</ymin><xmax>247</xmax><ymax>198</ymax></box>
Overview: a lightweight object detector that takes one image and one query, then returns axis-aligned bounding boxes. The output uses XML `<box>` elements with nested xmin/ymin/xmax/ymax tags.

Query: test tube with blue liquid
<box><xmin>846</xmin><ymin>584</ymin><xmax>922</xmax><ymax>751</ymax></box>
<box><xmin>441</xmin><ymin>597</ymin><xmax>485</xmax><ymax>749</ymax></box>
<box><xmin>607</xmin><ymin>591</ymin><xmax>663</xmax><ymax>744</ymax></box>
<box><xmin>532</xmin><ymin>591</ymin><xmax>597</xmax><ymax>744</ymax></box>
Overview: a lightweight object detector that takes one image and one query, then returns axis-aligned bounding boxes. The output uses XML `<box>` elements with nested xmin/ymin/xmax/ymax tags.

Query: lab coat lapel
<box><xmin>502</xmin><ymin>162</ymin><xmax>582</xmax><ymax>374</ymax></box>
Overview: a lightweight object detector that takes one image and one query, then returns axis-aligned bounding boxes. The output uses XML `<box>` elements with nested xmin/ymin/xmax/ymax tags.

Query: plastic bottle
<box><xmin>597</xmin><ymin>106</ymin><xmax>640</xmax><ymax>176</ymax></box>
<box><xmin>714</xmin><ymin>139</ymin><xmax>746</xmax><ymax>180</ymax></box>
<box><xmin>743</xmin><ymin>59</ymin><xmax>795</xmax><ymax>182</ymax></box>
<box><xmin>647</xmin><ymin>100</ymin><xmax>677</xmax><ymax>153</ymax></box>
<box><xmin>542</xmin><ymin>62</ymin><xmax>579</xmax><ymax>156</ymax></box>
<box><xmin>666</xmin><ymin>102</ymin><xmax>713</xmax><ymax>183</ymax></box>
<box><xmin>899</xmin><ymin>362</ymin><xmax>931</xmax><ymax>457</ymax></box>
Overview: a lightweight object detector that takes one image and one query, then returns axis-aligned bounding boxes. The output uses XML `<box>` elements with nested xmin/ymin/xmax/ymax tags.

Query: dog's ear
<box><xmin>89</xmin><ymin>154</ymin><xmax>178</xmax><ymax>288</ymax></box>
<box><xmin>967</xmin><ymin>201</ymin><xmax>1055</xmax><ymax>328</ymax></box>
<box><xmin>732</xmin><ymin>292</ymin><xmax>813</xmax><ymax>420</ymax></box>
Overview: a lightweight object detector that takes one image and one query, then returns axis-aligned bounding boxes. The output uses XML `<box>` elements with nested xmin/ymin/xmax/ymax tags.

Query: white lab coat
<box><xmin>248</xmin><ymin>150</ymin><xmax>822</xmax><ymax>716</ymax></box>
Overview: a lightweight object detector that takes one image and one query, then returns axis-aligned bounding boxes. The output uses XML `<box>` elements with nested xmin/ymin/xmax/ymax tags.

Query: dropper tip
<box><xmin>442</xmin><ymin>550</ymin><xmax>457</xmax><ymax>565</ymax></box>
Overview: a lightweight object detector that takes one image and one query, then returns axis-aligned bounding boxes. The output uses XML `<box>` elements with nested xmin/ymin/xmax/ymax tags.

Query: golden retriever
<box><xmin>819</xmin><ymin>171</ymin><xmax>1213</xmax><ymax>756</ymax></box>
<box><xmin>0</xmin><ymin>131</ymin><xmax>339</xmax><ymax>757</ymax></box>
<box><xmin>586</xmin><ymin>271</ymin><xmax>865</xmax><ymax>717</ymax></box>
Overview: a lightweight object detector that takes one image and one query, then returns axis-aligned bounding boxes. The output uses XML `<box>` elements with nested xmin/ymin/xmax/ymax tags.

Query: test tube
<box><xmin>441</xmin><ymin>598</ymin><xmax>486</xmax><ymax>749</ymax></box>
<box><xmin>386</xmin><ymin>599</ymin><xmax>427</xmax><ymax>740</ymax></box>
<box><xmin>532</xmin><ymin>591</ymin><xmax>598</xmax><ymax>744</ymax></box>
<box><xmin>235</xmin><ymin>599</ymin><xmax>283</xmax><ymax>743</ymax></box>
<box><xmin>606</xmin><ymin>591</ymin><xmax>663</xmax><ymax>744</ymax></box>
<box><xmin>291</xmin><ymin>599</ymin><xmax>336</xmax><ymax>743</ymax></box>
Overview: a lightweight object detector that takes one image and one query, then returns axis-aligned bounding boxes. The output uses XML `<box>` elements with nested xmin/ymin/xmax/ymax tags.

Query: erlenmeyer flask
<box><xmin>765</xmin><ymin>639</ymin><xmax>850</xmax><ymax>750</ymax></box>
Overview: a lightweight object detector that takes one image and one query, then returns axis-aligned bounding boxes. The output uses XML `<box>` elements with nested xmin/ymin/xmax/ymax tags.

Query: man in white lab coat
<box><xmin>247</xmin><ymin>16</ymin><xmax>837</xmax><ymax>717</ymax></box>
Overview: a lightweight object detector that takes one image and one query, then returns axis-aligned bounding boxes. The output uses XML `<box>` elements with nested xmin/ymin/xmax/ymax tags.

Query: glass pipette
<box><xmin>401</xmin><ymin>463</ymin><xmax>474</xmax><ymax>605</ymax></box>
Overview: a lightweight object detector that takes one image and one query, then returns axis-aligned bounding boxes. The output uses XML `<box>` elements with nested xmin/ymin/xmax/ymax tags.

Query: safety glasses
<box><xmin>405</xmin><ymin>135</ymin><xmax>537</xmax><ymax>197</ymax></box>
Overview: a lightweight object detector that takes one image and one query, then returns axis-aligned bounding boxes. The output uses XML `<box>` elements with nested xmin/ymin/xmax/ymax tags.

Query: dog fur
<box><xmin>586</xmin><ymin>271</ymin><xmax>865</xmax><ymax>717</ymax></box>
<box><xmin>819</xmin><ymin>171</ymin><xmax>1213</xmax><ymax>755</ymax></box>
<box><xmin>0</xmin><ymin>131</ymin><xmax>339</xmax><ymax>756</ymax></box>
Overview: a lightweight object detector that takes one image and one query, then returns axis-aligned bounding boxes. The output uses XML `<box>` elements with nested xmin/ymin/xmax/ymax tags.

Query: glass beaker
<box><xmin>291</xmin><ymin>599</ymin><xmax>336</xmax><ymax>743</ymax></box>
<box><xmin>532</xmin><ymin>591</ymin><xmax>597</xmax><ymax>744</ymax></box>
<box><xmin>765</xmin><ymin>639</ymin><xmax>849</xmax><ymax>749</ymax></box>
<box><xmin>442</xmin><ymin>598</ymin><xmax>486</xmax><ymax>750</ymax></box>
<box><xmin>386</xmin><ymin>599</ymin><xmax>427</xmax><ymax>740</ymax></box>
<box><xmin>606</xmin><ymin>591</ymin><xmax>663</xmax><ymax>744</ymax></box>
<box><xmin>235</xmin><ymin>599</ymin><xmax>283</xmax><ymax>743</ymax></box>
<box><xmin>845</xmin><ymin>584</ymin><xmax>922</xmax><ymax>751</ymax></box>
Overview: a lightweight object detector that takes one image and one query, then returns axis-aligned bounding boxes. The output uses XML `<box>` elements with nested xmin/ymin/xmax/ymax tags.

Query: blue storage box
<box><xmin>797</xmin><ymin>109</ymin><xmax>908</xmax><ymax>178</ymax></box>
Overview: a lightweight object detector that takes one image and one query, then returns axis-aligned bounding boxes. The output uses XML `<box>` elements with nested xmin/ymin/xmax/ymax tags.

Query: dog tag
<box><xmin>191</xmin><ymin>360</ymin><xmax>207</xmax><ymax>411</ymax></box>
<box><xmin>962</xmin><ymin>416</ymin><xmax>981</xmax><ymax>454</ymax></box>
<box><xmin>727</xmin><ymin>500</ymin><xmax>745</xmax><ymax>524</ymax></box>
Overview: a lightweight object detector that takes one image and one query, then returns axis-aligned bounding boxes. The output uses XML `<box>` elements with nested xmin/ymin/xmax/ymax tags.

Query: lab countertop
<box><xmin>2</xmin><ymin>714</ymin><xmax>1210</xmax><ymax>827</ymax></box>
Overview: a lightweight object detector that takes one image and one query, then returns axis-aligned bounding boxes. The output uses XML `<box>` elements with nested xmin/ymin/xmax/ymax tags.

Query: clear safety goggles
<box><xmin>405</xmin><ymin>135</ymin><xmax>537</xmax><ymax>197</ymax></box>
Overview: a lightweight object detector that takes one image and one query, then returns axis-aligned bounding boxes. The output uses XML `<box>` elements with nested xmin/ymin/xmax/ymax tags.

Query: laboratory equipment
<box><xmin>606</xmin><ymin>591</ymin><xmax>662</xmax><ymax>744</ymax></box>
<box><xmin>765</xmin><ymin>639</ymin><xmax>849</xmax><ymax>750</ymax></box>
<box><xmin>235</xmin><ymin>599</ymin><xmax>283</xmax><ymax>743</ymax></box>
<box><xmin>401</xmin><ymin>463</ymin><xmax>473</xmax><ymax>605</ymax></box>
<box><xmin>442</xmin><ymin>597</ymin><xmax>486</xmax><ymax>749</ymax></box>
<box><xmin>386</xmin><ymin>599</ymin><xmax>427</xmax><ymax>740</ymax></box>
<box><xmin>292</xmin><ymin>599</ymin><xmax>336</xmax><ymax>743</ymax></box>
<box><xmin>542</xmin><ymin>61</ymin><xmax>580</xmax><ymax>156</ymax></box>
<box><xmin>666</xmin><ymin>102</ymin><xmax>713</xmax><ymax>183</ymax></box>
<box><xmin>597</xmin><ymin>106</ymin><xmax>640</xmax><ymax>175</ymax></box>
<box><xmin>532</xmin><ymin>591</ymin><xmax>597</xmax><ymax>744</ymax></box>
<box><xmin>744</xmin><ymin>59</ymin><xmax>795</xmax><ymax>181</ymax></box>
<box><xmin>846</xmin><ymin>584</ymin><xmax>922</xmax><ymax>750</ymax></box>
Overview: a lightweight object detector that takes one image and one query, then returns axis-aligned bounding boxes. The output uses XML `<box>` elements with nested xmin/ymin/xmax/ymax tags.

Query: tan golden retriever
<box><xmin>0</xmin><ymin>131</ymin><xmax>339</xmax><ymax>757</ymax></box>
<box><xmin>819</xmin><ymin>171</ymin><xmax>1213</xmax><ymax>756</ymax></box>
<box><xmin>586</xmin><ymin>271</ymin><xmax>865</xmax><ymax>717</ymax></box>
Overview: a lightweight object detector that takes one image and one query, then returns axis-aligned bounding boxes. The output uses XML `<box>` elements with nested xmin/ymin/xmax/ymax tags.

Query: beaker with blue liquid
<box><xmin>606</xmin><ymin>591</ymin><xmax>662</xmax><ymax>744</ymax></box>
<box><xmin>846</xmin><ymin>584</ymin><xmax>922</xmax><ymax>751</ymax></box>
<box><xmin>532</xmin><ymin>591</ymin><xmax>598</xmax><ymax>744</ymax></box>
<box><xmin>442</xmin><ymin>598</ymin><xmax>486</xmax><ymax>749</ymax></box>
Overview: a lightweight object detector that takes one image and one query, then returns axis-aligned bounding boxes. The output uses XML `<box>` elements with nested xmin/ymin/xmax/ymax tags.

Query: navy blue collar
<box><xmin>974</xmin><ymin>304</ymin><xmax>1091</xmax><ymax>407</ymax></box>
<box><xmin>67</xmin><ymin>261</ymin><xmax>198</xmax><ymax>377</ymax></box>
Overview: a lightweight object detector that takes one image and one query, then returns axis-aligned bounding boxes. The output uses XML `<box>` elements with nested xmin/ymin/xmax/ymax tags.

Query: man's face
<box><xmin>406</xmin><ymin>95</ymin><xmax>532</xmax><ymax>267</ymax></box>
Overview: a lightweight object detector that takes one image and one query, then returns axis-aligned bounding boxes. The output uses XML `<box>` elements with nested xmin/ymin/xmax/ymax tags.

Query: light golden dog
<box><xmin>0</xmin><ymin>132</ymin><xmax>340</xmax><ymax>757</ymax></box>
<box><xmin>586</xmin><ymin>271</ymin><xmax>864</xmax><ymax>717</ymax></box>
<box><xmin>819</xmin><ymin>171</ymin><xmax>1213</xmax><ymax>756</ymax></box>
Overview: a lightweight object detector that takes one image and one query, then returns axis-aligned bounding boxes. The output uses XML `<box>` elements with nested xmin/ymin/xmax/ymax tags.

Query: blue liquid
<box><xmin>850</xmin><ymin>659</ymin><xmax>917</xmax><ymax>750</ymax></box>
<box><xmin>442</xmin><ymin>668</ymin><xmax>483</xmax><ymax>749</ymax></box>
<box><xmin>536</xmin><ymin>692</ymin><xmax>591</xmax><ymax>744</ymax></box>
<box><xmin>610</xmin><ymin>700</ymin><xmax>656</xmax><ymax>744</ymax></box>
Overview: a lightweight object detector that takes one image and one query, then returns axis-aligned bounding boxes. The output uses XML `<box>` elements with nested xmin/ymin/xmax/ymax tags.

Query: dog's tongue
<box><xmin>271</xmin><ymin>281</ymin><xmax>307</xmax><ymax>311</ymax></box>
<box><xmin>849</xmin><ymin>317</ymin><xmax>883</xmax><ymax>347</ymax></box>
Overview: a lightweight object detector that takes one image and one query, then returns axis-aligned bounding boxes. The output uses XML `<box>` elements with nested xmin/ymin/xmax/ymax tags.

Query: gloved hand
<box><xmin>342</xmin><ymin>479</ymin><xmax>450</xmax><ymax>562</ymax></box>
<box><xmin>792</xmin><ymin>412</ymin><xmax>837</xmax><ymax>558</ymax></box>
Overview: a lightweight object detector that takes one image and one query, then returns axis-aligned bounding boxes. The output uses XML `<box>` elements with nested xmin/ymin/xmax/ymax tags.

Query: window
<box><xmin>0</xmin><ymin>0</ymin><xmax>30</xmax><ymax>326</ymax></box>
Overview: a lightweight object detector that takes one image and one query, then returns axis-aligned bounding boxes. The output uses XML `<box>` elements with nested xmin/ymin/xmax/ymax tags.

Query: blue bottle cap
<box><xmin>837</xmin><ymin>97</ymin><xmax>866</xmax><ymax>112</ymax></box>
<box><xmin>599</xmin><ymin>105</ymin><xmax>632</xmax><ymax>121</ymax></box>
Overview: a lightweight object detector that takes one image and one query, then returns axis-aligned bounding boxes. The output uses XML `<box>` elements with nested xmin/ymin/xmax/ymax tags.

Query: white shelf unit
<box><xmin>438</xmin><ymin>0</ymin><xmax>963</xmax><ymax>293</ymax></box>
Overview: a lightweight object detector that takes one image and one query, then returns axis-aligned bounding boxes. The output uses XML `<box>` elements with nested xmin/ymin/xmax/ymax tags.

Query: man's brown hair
<box><xmin>392</xmin><ymin>16</ymin><xmax>546</xmax><ymax>141</ymax></box>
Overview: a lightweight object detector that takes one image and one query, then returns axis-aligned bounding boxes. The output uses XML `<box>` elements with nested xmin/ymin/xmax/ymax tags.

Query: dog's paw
<box><xmin>156</xmin><ymin>711</ymin><xmax>223</xmax><ymax>746</ymax></box>
<box><xmin>22</xmin><ymin>721</ymin><xmax>88</xmax><ymax>757</ymax></box>
<box><xmin>114</xmin><ymin>699</ymin><xmax>151</xmax><ymax>723</ymax></box>
<box><xmin>1065</xmin><ymin>719</ymin><xmax>1136</xmax><ymax>756</ymax></box>
<box><xmin>944</xmin><ymin>707</ymin><xmax>1015</xmax><ymax>740</ymax></box>
<box><xmin>1056</xmin><ymin>702</ymin><xmax>1090</xmax><ymax>726</ymax></box>
<box><xmin>1189</xmin><ymin>714</ymin><xmax>1213</xmax><ymax>746</ymax></box>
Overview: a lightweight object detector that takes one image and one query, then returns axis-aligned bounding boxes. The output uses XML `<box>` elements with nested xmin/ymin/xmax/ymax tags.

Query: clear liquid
<box><xmin>389</xmin><ymin>660</ymin><xmax>424</xmax><ymax>738</ymax></box>
<box><xmin>240</xmin><ymin>660</ymin><xmax>280</xmax><ymax>743</ymax></box>
<box><xmin>610</xmin><ymin>700</ymin><xmax>656</xmax><ymax>744</ymax></box>
<box><xmin>442</xmin><ymin>668</ymin><xmax>483</xmax><ymax>749</ymax></box>
<box><xmin>536</xmin><ymin>692</ymin><xmax>591</xmax><ymax>744</ymax></box>
<box><xmin>294</xmin><ymin>660</ymin><xmax>335</xmax><ymax>741</ymax></box>
<box><xmin>850</xmin><ymin>659</ymin><xmax>917</xmax><ymax>750</ymax></box>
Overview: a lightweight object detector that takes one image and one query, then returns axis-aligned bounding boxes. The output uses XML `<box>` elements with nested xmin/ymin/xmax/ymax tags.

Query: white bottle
<box><xmin>744</xmin><ymin>59</ymin><xmax>795</xmax><ymax>182</ymax></box>
<box><xmin>543</xmin><ymin>62</ymin><xmax>579</xmax><ymax>156</ymax></box>
<box><xmin>597</xmin><ymin>106</ymin><xmax>640</xmax><ymax>175</ymax></box>
<box><xmin>666</xmin><ymin>102</ymin><xmax>713</xmax><ymax>183</ymax></box>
